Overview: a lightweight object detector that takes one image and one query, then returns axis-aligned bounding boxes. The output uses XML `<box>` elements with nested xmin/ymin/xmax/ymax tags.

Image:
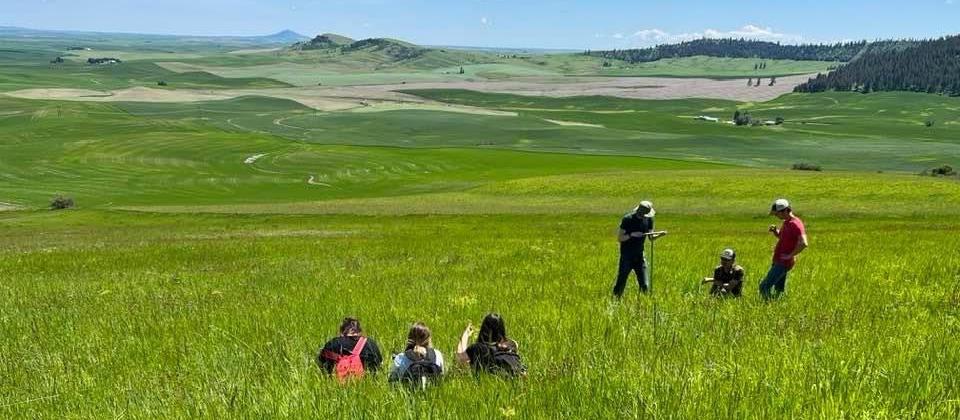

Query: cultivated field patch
<box><xmin>4</xmin><ymin>87</ymin><xmax>236</xmax><ymax>103</ymax></box>
<box><xmin>543</xmin><ymin>118</ymin><xmax>605</xmax><ymax>128</ymax></box>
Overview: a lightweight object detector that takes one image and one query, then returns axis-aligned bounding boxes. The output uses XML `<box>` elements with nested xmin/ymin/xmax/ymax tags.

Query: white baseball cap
<box><xmin>720</xmin><ymin>248</ymin><xmax>736</xmax><ymax>260</ymax></box>
<box><xmin>770</xmin><ymin>198</ymin><xmax>790</xmax><ymax>214</ymax></box>
<box><xmin>634</xmin><ymin>200</ymin><xmax>656</xmax><ymax>218</ymax></box>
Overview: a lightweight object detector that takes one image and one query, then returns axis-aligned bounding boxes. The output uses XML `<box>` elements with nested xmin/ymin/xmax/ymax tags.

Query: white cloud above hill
<box><xmin>625</xmin><ymin>24</ymin><xmax>805</xmax><ymax>47</ymax></box>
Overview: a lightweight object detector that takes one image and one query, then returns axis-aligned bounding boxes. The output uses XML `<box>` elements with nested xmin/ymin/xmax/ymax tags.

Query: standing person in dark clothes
<box><xmin>760</xmin><ymin>199</ymin><xmax>808</xmax><ymax>300</ymax></box>
<box><xmin>702</xmin><ymin>248</ymin><xmax>745</xmax><ymax>297</ymax></box>
<box><xmin>613</xmin><ymin>201</ymin><xmax>667</xmax><ymax>298</ymax></box>
<box><xmin>317</xmin><ymin>317</ymin><xmax>383</xmax><ymax>375</ymax></box>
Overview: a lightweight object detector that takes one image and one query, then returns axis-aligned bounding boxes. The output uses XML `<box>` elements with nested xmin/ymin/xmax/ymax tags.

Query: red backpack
<box><xmin>323</xmin><ymin>337</ymin><xmax>368</xmax><ymax>383</ymax></box>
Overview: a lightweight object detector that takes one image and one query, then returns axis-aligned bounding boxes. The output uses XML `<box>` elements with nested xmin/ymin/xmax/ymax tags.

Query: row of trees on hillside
<box><xmin>794</xmin><ymin>36</ymin><xmax>960</xmax><ymax>95</ymax></box>
<box><xmin>585</xmin><ymin>38</ymin><xmax>869</xmax><ymax>63</ymax></box>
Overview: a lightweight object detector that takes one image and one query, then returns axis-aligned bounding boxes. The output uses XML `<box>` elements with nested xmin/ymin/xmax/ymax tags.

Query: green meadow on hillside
<box><xmin>2</xmin><ymin>91</ymin><xmax>958</xmax><ymax>212</ymax></box>
<box><xmin>2</xmin><ymin>97</ymin><xmax>959</xmax><ymax>418</ymax></box>
<box><xmin>95</xmin><ymin>90</ymin><xmax>960</xmax><ymax>172</ymax></box>
<box><xmin>0</xmin><ymin>61</ymin><xmax>290</xmax><ymax>92</ymax></box>
<box><xmin>1</xmin><ymin>30</ymin><xmax>959</xmax><ymax>418</ymax></box>
<box><xmin>2</xmin><ymin>187</ymin><xmax>959</xmax><ymax>417</ymax></box>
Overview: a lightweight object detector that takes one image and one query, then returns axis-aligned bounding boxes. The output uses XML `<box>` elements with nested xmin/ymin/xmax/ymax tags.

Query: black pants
<box><xmin>613</xmin><ymin>252</ymin><xmax>649</xmax><ymax>297</ymax></box>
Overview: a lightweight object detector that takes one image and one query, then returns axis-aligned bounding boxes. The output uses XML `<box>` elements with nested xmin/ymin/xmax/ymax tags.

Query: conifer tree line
<box><xmin>794</xmin><ymin>35</ymin><xmax>960</xmax><ymax>95</ymax></box>
<box><xmin>585</xmin><ymin>38</ymin><xmax>868</xmax><ymax>63</ymax></box>
<box><xmin>587</xmin><ymin>36</ymin><xmax>960</xmax><ymax>95</ymax></box>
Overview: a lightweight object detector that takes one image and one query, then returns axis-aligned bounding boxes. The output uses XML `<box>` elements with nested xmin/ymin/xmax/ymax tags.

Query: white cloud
<box><xmin>624</xmin><ymin>24</ymin><xmax>805</xmax><ymax>47</ymax></box>
<box><xmin>612</xmin><ymin>33</ymin><xmax>624</xmax><ymax>39</ymax></box>
<box><xmin>633</xmin><ymin>29</ymin><xmax>670</xmax><ymax>42</ymax></box>
<box><xmin>480</xmin><ymin>17</ymin><xmax>490</xmax><ymax>25</ymax></box>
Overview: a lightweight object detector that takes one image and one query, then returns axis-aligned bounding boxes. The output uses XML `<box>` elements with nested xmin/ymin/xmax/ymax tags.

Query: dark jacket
<box><xmin>317</xmin><ymin>335</ymin><xmax>383</xmax><ymax>374</ymax></box>
<box><xmin>465</xmin><ymin>339</ymin><xmax>525</xmax><ymax>374</ymax></box>
<box><xmin>710</xmin><ymin>265</ymin><xmax>744</xmax><ymax>297</ymax></box>
<box><xmin>619</xmin><ymin>213</ymin><xmax>654</xmax><ymax>256</ymax></box>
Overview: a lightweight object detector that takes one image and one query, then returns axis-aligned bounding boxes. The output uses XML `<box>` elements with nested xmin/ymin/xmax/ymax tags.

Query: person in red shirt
<box><xmin>760</xmin><ymin>199</ymin><xmax>808</xmax><ymax>299</ymax></box>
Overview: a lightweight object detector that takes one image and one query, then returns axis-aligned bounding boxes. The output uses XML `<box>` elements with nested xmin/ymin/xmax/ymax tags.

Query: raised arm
<box><xmin>455</xmin><ymin>323</ymin><xmax>474</xmax><ymax>365</ymax></box>
<box><xmin>703</xmin><ymin>267</ymin><xmax>721</xmax><ymax>284</ymax></box>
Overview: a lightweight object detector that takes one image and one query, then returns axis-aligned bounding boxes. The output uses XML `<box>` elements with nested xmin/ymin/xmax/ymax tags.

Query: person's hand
<box><xmin>768</xmin><ymin>225</ymin><xmax>777</xmax><ymax>233</ymax></box>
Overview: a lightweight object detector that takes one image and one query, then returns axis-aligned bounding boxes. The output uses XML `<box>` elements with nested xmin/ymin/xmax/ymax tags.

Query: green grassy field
<box><xmin>2</xmin><ymin>30</ymin><xmax>960</xmax><ymax>418</ymax></box>
<box><xmin>2</xmin><ymin>89</ymin><xmax>958</xmax><ymax>213</ymax></box>
<box><xmin>0</xmin><ymin>96</ymin><xmax>727</xmax><ymax>209</ymax></box>
<box><xmin>2</xmin><ymin>187</ymin><xmax>959</xmax><ymax>418</ymax></box>
<box><xmin>95</xmin><ymin>90</ymin><xmax>960</xmax><ymax>172</ymax></box>
<box><xmin>0</xmin><ymin>61</ymin><xmax>291</xmax><ymax>92</ymax></box>
<box><xmin>2</xmin><ymin>92</ymin><xmax>960</xmax><ymax>418</ymax></box>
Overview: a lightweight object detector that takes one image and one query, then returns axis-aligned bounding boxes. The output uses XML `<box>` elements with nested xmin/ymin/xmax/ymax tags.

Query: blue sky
<box><xmin>3</xmin><ymin>0</ymin><xmax>959</xmax><ymax>49</ymax></box>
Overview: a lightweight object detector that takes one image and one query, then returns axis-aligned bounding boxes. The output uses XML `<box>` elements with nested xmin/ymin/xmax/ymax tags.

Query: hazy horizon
<box><xmin>3</xmin><ymin>0</ymin><xmax>959</xmax><ymax>50</ymax></box>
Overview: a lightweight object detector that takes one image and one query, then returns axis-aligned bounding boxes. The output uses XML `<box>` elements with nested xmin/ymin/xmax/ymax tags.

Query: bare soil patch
<box><xmin>542</xmin><ymin>119</ymin><xmax>605</xmax><ymax>128</ymax></box>
<box><xmin>4</xmin><ymin>87</ymin><xmax>235</xmax><ymax>103</ymax></box>
<box><xmin>2</xmin><ymin>74</ymin><xmax>816</xmax><ymax>113</ymax></box>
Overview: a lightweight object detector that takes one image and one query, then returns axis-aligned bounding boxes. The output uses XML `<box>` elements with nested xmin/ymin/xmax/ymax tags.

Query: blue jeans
<box><xmin>613</xmin><ymin>252</ymin><xmax>649</xmax><ymax>297</ymax></box>
<box><xmin>759</xmin><ymin>263</ymin><xmax>791</xmax><ymax>299</ymax></box>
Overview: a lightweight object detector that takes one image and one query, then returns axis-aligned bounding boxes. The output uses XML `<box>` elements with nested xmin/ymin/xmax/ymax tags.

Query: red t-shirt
<box><xmin>774</xmin><ymin>216</ymin><xmax>806</xmax><ymax>269</ymax></box>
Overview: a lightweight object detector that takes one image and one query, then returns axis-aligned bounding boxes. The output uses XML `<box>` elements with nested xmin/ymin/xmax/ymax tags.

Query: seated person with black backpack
<box><xmin>388</xmin><ymin>322</ymin><xmax>444</xmax><ymax>388</ymax></box>
<box><xmin>317</xmin><ymin>317</ymin><xmax>383</xmax><ymax>382</ymax></box>
<box><xmin>455</xmin><ymin>313</ymin><xmax>526</xmax><ymax>377</ymax></box>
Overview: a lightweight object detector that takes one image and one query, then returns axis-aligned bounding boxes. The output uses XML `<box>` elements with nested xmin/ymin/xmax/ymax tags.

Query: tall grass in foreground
<box><xmin>1</xmin><ymin>211</ymin><xmax>958</xmax><ymax>418</ymax></box>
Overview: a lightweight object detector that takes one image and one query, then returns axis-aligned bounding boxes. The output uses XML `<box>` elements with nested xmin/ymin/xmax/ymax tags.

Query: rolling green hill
<box><xmin>2</xmin><ymin>30</ymin><xmax>960</xmax><ymax>419</ymax></box>
<box><xmin>0</xmin><ymin>28</ymin><xmax>839</xmax><ymax>92</ymax></box>
<box><xmin>2</xmin><ymin>89</ymin><xmax>958</xmax><ymax>211</ymax></box>
<box><xmin>104</xmin><ymin>88</ymin><xmax>951</xmax><ymax>172</ymax></box>
<box><xmin>0</xmin><ymin>95</ymin><xmax>716</xmax><ymax>208</ymax></box>
<box><xmin>0</xmin><ymin>61</ymin><xmax>291</xmax><ymax>92</ymax></box>
<box><xmin>290</xmin><ymin>33</ymin><xmax>356</xmax><ymax>50</ymax></box>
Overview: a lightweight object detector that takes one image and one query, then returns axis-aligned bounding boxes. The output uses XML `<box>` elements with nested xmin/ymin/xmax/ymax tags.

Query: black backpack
<box><xmin>400</xmin><ymin>349</ymin><xmax>443</xmax><ymax>389</ymax></box>
<box><xmin>480</xmin><ymin>343</ymin><xmax>526</xmax><ymax>377</ymax></box>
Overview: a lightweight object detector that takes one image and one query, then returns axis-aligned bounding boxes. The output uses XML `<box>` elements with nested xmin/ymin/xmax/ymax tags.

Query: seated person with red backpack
<box><xmin>317</xmin><ymin>317</ymin><xmax>383</xmax><ymax>382</ymax></box>
<box><xmin>455</xmin><ymin>313</ymin><xmax>526</xmax><ymax>377</ymax></box>
<box><xmin>388</xmin><ymin>322</ymin><xmax>444</xmax><ymax>388</ymax></box>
